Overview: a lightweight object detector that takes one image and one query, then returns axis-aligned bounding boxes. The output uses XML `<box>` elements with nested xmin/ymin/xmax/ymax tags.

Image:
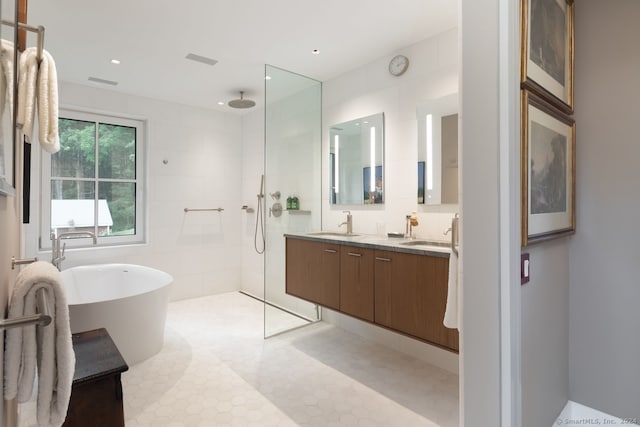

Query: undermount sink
<box><xmin>399</xmin><ymin>240</ymin><xmax>449</xmax><ymax>247</ymax></box>
<box><xmin>307</xmin><ymin>231</ymin><xmax>360</xmax><ymax>237</ymax></box>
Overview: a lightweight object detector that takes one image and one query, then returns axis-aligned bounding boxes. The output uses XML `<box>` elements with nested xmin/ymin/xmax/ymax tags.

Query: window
<box><xmin>41</xmin><ymin>110</ymin><xmax>145</xmax><ymax>248</ymax></box>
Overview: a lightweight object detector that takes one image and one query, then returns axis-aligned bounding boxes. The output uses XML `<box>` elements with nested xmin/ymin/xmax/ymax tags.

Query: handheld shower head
<box><xmin>258</xmin><ymin>174</ymin><xmax>264</xmax><ymax>198</ymax></box>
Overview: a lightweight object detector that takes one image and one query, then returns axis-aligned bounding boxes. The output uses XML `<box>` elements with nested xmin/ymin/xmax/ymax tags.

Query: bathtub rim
<box><xmin>61</xmin><ymin>263</ymin><xmax>173</xmax><ymax>306</ymax></box>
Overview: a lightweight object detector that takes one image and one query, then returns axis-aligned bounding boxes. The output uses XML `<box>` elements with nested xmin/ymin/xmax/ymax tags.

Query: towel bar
<box><xmin>0</xmin><ymin>288</ymin><xmax>52</xmax><ymax>330</ymax></box>
<box><xmin>184</xmin><ymin>207</ymin><xmax>224</xmax><ymax>212</ymax></box>
<box><xmin>451</xmin><ymin>213</ymin><xmax>459</xmax><ymax>256</ymax></box>
<box><xmin>11</xmin><ymin>256</ymin><xmax>38</xmax><ymax>270</ymax></box>
<box><xmin>0</xmin><ymin>20</ymin><xmax>45</xmax><ymax>60</ymax></box>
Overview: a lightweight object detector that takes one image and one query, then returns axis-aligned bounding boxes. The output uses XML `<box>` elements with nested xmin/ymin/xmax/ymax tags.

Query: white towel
<box><xmin>0</xmin><ymin>39</ymin><xmax>15</xmax><ymax>135</ymax></box>
<box><xmin>36</xmin><ymin>49</ymin><xmax>60</xmax><ymax>153</ymax></box>
<box><xmin>4</xmin><ymin>261</ymin><xmax>75</xmax><ymax>427</ymax></box>
<box><xmin>17</xmin><ymin>47</ymin><xmax>60</xmax><ymax>153</ymax></box>
<box><xmin>17</xmin><ymin>46</ymin><xmax>38</xmax><ymax>139</ymax></box>
<box><xmin>443</xmin><ymin>249</ymin><xmax>459</xmax><ymax>330</ymax></box>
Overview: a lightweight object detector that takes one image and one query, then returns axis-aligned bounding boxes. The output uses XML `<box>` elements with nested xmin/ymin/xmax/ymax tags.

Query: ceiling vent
<box><xmin>88</xmin><ymin>77</ymin><xmax>118</xmax><ymax>86</ymax></box>
<box><xmin>185</xmin><ymin>53</ymin><xmax>218</xmax><ymax>66</ymax></box>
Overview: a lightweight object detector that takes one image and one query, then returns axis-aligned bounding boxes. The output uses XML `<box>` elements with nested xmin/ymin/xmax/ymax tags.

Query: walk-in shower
<box><xmin>263</xmin><ymin>65</ymin><xmax>322</xmax><ymax>337</ymax></box>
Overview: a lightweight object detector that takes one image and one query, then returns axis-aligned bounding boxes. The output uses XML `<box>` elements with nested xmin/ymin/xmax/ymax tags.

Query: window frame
<box><xmin>40</xmin><ymin>109</ymin><xmax>146</xmax><ymax>250</ymax></box>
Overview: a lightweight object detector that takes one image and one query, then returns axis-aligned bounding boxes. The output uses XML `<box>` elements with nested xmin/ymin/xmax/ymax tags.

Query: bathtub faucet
<box><xmin>51</xmin><ymin>231</ymin><xmax>98</xmax><ymax>270</ymax></box>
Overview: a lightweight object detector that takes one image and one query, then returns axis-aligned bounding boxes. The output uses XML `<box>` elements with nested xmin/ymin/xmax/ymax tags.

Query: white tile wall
<box><xmin>322</xmin><ymin>28</ymin><xmax>459</xmax><ymax>238</ymax></box>
<box><xmin>24</xmin><ymin>82</ymin><xmax>244</xmax><ymax>301</ymax></box>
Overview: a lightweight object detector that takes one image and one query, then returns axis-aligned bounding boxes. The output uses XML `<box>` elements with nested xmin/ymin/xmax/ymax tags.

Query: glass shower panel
<box><xmin>264</xmin><ymin>65</ymin><xmax>322</xmax><ymax>338</ymax></box>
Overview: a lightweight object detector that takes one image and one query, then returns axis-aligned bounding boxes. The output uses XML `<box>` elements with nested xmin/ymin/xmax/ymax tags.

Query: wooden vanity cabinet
<box><xmin>285</xmin><ymin>236</ymin><xmax>458</xmax><ymax>352</ymax></box>
<box><xmin>285</xmin><ymin>238</ymin><xmax>340</xmax><ymax>310</ymax></box>
<box><xmin>339</xmin><ymin>246</ymin><xmax>374</xmax><ymax>322</ymax></box>
<box><xmin>374</xmin><ymin>249</ymin><xmax>458</xmax><ymax>351</ymax></box>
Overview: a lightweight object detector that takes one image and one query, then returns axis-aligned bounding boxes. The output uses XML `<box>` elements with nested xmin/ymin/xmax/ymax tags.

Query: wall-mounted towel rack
<box><xmin>1</xmin><ymin>19</ymin><xmax>45</xmax><ymax>60</ymax></box>
<box><xmin>0</xmin><ymin>287</ymin><xmax>51</xmax><ymax>330</ymax></box>
<box><xmin>11</xmin><ymin>256</ymin><xmax>37</xmax><ymax>270</ymax></box>
<box><xmin>184</xmin><ymin>207</ymin><xmax>224</xmax><ymax>213</ymax></box>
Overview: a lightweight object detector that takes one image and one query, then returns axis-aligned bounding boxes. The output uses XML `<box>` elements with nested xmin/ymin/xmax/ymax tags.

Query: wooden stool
<box><xmin>62</xmin><ymin>328</ymin><xmax>129</xmax><ymax>427</ymax></box>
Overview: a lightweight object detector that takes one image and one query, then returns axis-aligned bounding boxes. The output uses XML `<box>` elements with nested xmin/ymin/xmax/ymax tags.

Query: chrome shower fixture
<box><xmin>228</xmin><ymin>91</ymin><xmax>256</xmax><ymax>109</ymax></box>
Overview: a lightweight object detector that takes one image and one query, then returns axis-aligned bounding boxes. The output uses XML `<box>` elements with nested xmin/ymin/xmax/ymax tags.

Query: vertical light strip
<box><xmin>334</xmin><ymin>135</ymin><xmax>340</xmax><ymax>194</ymax></box>
<box><xmin>426</xmin><ymin>114</ymin><xmax>433</xmax><ymax>190</ymax></box>
<box><xmin>370</xmin><ymin>127</ymin><xmax>376</xmax><ymax>192</ymax></box>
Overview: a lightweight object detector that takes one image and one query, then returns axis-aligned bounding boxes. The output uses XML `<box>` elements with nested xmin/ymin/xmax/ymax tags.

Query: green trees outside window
<box><xmin>51</xmin><ymin>117</ymin><xmax>138</xmax><ymax>237</ymax></box>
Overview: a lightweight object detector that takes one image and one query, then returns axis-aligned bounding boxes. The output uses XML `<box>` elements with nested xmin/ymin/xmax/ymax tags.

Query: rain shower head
<box><xmin>228</xmin><ymin>91</ymin><xmax>256</xmax><ymax>109</ymax></box>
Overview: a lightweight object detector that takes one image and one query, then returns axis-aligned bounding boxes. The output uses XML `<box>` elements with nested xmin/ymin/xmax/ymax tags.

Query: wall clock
<box><xmin>388</xmin><ymin>54</ymin><xmax>409</xmax><ymax>76</ymax></box>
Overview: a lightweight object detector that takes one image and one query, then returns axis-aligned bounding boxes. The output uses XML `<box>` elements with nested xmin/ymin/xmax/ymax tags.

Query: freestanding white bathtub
<box><xmin>61</xmin><ymin>264</ymin><xmax>173</xmax><ymax>366</ymax></box>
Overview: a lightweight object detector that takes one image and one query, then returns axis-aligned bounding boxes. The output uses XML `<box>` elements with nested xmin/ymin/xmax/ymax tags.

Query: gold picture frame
<box><xmin>521</xmin><ymin>90</ymin><xmax>575</xmax><ymax>246</ymax></box>
<box><xmin>521</xmin><ymin>0</ymin><xmax>574</xmax><ymax>114</ymax></box>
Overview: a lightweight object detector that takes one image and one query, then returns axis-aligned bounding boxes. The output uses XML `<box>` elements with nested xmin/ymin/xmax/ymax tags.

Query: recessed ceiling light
<box><xmin>217</xmin><ymin>101</ymin><xmax>225</xmax><ymax>106</ymax></box>
<box><xmin>185</xmin><ymin>53</ymin><xmax>218</xmax><ymax>66</ymax></box>
<box><xmin>312</xmin><ymin>49</ymin><xmax>320</xmax><ymax>55</ymax></box>
<box><xmin>110</xmin><ymin>59</ymin><xmax>121</xmax><ymax>65</ymax></box>
<box><xmin>88</xmin><ymin>76</ymin><xmax>118</xmax><ymax>86</ymax></box>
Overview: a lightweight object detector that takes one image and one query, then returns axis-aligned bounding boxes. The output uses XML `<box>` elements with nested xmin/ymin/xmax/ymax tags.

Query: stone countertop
<box><xmin>284</xmin><ymin>232</ymin><xmax>451</xmax><ymax>259</ymax></box>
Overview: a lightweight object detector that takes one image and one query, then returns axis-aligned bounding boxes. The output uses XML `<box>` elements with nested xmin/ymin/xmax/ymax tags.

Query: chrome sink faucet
<box><xmin>405</xmin><ymin>215</ymin><xmax>413</xmax><ymax>239</ymax></box>
<box><xmin>51</xmin><ymin>231</ymin><xmax>98</xmax><ymax>270</ymax></box>
<box><xmin>339</xmin><ymin>210</ymin><xmax>353</xmax><ymax>235</ymax></box>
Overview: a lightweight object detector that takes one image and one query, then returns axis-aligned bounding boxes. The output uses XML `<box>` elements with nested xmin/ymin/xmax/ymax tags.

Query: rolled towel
<box><xmin>0</xmin><ymin>39</ymin><xmax>15</xmax><ymax>137</ymax></box>
<box><xmin>4</xmin><ymin>261</ymin><xmax>75</xmax><ymax>427</ymax></box>
<box><xmin>36</xmin><ymin>49</ymin><xmax>60</xmax><ymax>153</ymax></box>
<box><xmin>443</xmin><ymin>249</ymin><xmax>459</xmax><ymax>330</ymax></box>
<box><xmin>16</xmin><ymin>47</ymin><xmax>38</xmax><ymax>139</ymax></box>
<box><xmin>16</xmin><ymin>47</ymin><xmax>60</xmax><ymax>153</ymax></box>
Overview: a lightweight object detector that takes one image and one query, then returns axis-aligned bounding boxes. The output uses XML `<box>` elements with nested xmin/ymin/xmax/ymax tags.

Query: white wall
<box><xmin>459</xmin><ymin>0</ymin><xmax>502</xmax><ymax>423</ymax></box>
<box><xmin>322</xmin><ymin>29</ymin><xmax>459</xmax><ymax>240</ymax></box>
<box><xmin>521</xmin><ymin>243</ymin><xmax>570</xmax><ymax>425</ymax></box>
<box><xmin>23</xmin><ymin>82</ymin><xmax>244</xmax><ymax>301</ymax></box>
<box><xmin>570</xmin><ymin>0</ymin><xmax>640</xmax><ymax>419</ymax></box>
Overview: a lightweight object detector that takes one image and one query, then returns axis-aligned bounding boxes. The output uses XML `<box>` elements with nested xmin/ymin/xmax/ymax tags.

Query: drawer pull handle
<box><xmin>375</xmin><ymin>257</ymin><xmax>391</xmax><ymax>262</ymax></box>
<box><xmin>347</xmin><ymin>252</ymin><xmax>362</xmax><ymax>257</ymax></box>
<box><xmin>324</xmin><ymin>249</ymin><xmax>337</xmax><ymax>253</ymax></box>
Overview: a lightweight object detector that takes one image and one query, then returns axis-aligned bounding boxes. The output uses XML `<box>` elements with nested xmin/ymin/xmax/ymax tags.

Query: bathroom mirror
<box><xmin>329</xmin><ymin>112</ymin><xmax>384</xmax><ymax>205</ymax></box>
<box><xmin>417</xmin><ymin>93</ymin><xmax>458</xmax><ymax>205</ymax></box>
<box><xmin>0</xmin><ymin>0</ymin><xmax>18</xmax><ymax>197</ymax></box>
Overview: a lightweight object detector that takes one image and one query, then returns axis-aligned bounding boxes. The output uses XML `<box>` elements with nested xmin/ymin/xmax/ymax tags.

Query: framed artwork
<box><xmin>363</xmin><ymin>165</ymin><xmax>383</xmax><ymax>204</ymax></box>
<box><xmin>521</xmin><ymin>0</ymin><xmax>574</xmax><ymax>114</ymax></box>
<box><xmin>521</xmin><ymin>90</ymin><xmax>575</xmax><ymax>246</ymax></box>
<box><xmin>417</xmin><ymin>161</ymin><xmax>425</xmax><ymax>204</ymax></box>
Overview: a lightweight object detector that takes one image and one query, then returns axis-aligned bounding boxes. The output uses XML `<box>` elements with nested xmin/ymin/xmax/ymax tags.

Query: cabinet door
<box><xmin>374</xmin><ymin>249</ymin><xmax>458</xmax><ymax>351</ymax></box>
<box><xmin>340</xmin><ymin>246</ymin><xmax>374</xmax><ymax>322</ymax></box>
<box><xmin>285</xmin><ymin>238</ymin><xmax>340</xmax><ymax>310</ymax></box>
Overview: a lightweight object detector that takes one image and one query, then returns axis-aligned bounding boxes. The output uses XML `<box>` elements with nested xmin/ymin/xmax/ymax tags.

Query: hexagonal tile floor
<box><xmin>18</xmin><ymin>292</ymin><xmax>459</xmax><ymax>426</ymax></box>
